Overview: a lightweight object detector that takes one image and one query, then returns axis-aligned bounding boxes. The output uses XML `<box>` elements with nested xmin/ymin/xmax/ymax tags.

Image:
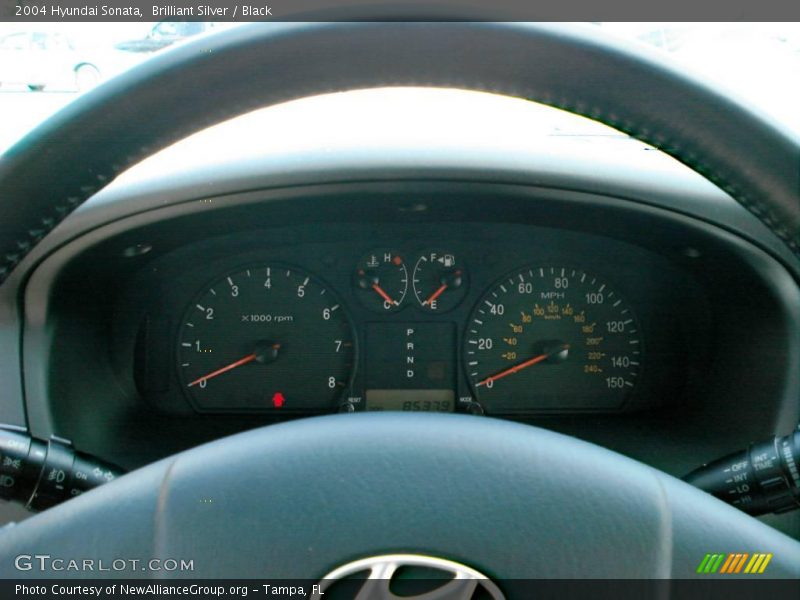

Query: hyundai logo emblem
<box><xmin>314</xmin><ymin>553</ymin><xmax>505</xmax><ymax>599</ymax></box>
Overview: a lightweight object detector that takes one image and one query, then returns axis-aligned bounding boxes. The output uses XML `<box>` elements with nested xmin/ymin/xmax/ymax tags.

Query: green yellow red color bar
<box><xmin>696</xmin><ymin>553</ymin><xmax>772</xmax><ymax>574</ymax></box>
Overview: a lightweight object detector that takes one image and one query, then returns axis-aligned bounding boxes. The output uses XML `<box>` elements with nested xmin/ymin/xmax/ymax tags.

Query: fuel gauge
<box><xmin>354</xmin><ymin>249</ymin><xmax>408</xmax><ymax>313</ymax></box>
<box><xmin>412</xmin><ymin>249</ymin><xmax>468</xmax><ymax>313</ymax></box>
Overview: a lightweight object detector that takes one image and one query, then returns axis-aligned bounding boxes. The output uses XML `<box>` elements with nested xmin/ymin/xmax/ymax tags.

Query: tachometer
<box><xmin>177</xmin><ymin>265</ymin><xmax>354</xmax><ymax>413</ymax></box>
<box><xmin>465</xmin><ymin>266</ymin><xmax>641</xmax><ymax>413</ymax></box>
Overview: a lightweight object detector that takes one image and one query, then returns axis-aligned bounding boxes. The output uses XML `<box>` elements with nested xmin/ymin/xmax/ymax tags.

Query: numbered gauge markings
<box><xmin>465</xmin><ymin>266</ymin><xmax>642</xmax><ymax>413</ymax></box>
<box><xmin>177</xmin><ymin>265</ymin><xmax>354</xmax><ymax>412</ymax></box>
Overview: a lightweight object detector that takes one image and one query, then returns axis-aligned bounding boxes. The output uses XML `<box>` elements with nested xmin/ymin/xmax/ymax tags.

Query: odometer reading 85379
<box><xmin>177</xmin><ymin>265</ymin><xmax>354</xmax><ymax>413</ymax></box>
<box><xmin>465</xmin><ymin>266</ymin><xmax>642</xmax><ymax>413</ymax></box>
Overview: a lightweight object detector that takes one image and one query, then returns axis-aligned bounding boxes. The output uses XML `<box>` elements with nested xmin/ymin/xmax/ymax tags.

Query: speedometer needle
<box><xmin>476</xmin><ymin>344</ymin><xmax>570</xmax><ymax>387</ymax></box>
<box><xmin>187</xmin><ymin>343</ymin><xmax>280</xmax><ymax>387</ymax></box>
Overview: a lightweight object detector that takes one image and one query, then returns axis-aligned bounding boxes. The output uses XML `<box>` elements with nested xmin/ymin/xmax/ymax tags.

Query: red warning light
<box><xmin>392</xmin><ymin>255</ymin><xmax>403</xmax><ymax>266</ymax></box>
<box><xmin>272</xmin><ymin>392</ymin><xmax>285</xmax><ymax>408</ymax></box>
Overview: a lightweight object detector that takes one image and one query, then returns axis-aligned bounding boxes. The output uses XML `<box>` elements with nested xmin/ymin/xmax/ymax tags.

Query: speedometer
<box><xmin>465</xmin><ymin>266</ymin><xmax>641</xmax><ymax>413</ymax></box>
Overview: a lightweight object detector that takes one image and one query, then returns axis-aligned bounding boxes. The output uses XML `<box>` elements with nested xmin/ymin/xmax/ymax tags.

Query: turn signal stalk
<box><xmin>0</xmin><ymin>426</ymin><xmax>124</xmax><ymax>511</ymax></box>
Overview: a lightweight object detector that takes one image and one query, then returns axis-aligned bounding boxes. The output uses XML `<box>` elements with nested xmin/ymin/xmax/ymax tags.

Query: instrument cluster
<box><xmin>137</xmin><ymin>223</ymin><xmax>695</xmax><ymax>419</ymax></box>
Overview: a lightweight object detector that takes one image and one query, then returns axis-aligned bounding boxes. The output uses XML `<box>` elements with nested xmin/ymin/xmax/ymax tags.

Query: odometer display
<box><xmin>465</xmin><ymin>266</ymin><xmax>641</xmax><ymax>413</ymax></box>
<box><xmin>177</xmin><ymin>265</ymin><xmax>354</xmax><ymax>413</ymax></box>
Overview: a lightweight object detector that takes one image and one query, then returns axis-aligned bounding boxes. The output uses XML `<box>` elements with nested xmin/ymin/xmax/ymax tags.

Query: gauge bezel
<box><xmin>353</xmin><ymin>248</ymin><xmax>410</xmax><ymax>314</ymax></box>
<box><xmin>463</xmin><ymin>263</ymin><xmax>645</xmax><ymax>415</ymax></box>
<box><xmin>411</xmin><ymin>248</ymin><xmax>470</xmax><ymax>314</ymax></box>
<box><xmin>175</xmin><ymin>261</ymin><xmax>358</xmax><ymax>415</ymax></box>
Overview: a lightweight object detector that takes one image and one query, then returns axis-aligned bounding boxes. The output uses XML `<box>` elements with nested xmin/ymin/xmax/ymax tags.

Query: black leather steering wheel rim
<box><xmin>0</xmin><ymin>22</ymin><xmax>799</xmax><ymax>581</ymax></box>
<box><xmin>0</xmin><ymin>22</ymin><xmax>798</xmax><ymax>285</ymax></box>
<box><xmin>1</xmin><ymin>413</ymin><xmax>800</xmax><ymax>579</ymax></box>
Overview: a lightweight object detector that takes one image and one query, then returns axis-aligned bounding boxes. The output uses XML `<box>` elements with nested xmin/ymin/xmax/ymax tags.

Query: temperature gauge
<box><xmin>412</xmin><ymin>249</ymin><xmax>467</xmax><ymax>312</ymax></box>
<box><xmin>354</xmin><ymin>249</ymin><xmax>408</xmax><ymax>313</ymax></box>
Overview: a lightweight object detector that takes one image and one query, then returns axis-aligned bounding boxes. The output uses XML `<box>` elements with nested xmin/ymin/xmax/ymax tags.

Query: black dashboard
<box><xmin>15</xmin><ymin>174</ymin><xmax>798</xmax><ymax>510</ymax></box>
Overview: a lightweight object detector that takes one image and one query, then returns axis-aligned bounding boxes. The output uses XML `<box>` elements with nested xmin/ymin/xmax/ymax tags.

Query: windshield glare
<box><xmin>1</xmin><ymin>22</ymin><xmax>798</xmax><ymax>153</ymax></box>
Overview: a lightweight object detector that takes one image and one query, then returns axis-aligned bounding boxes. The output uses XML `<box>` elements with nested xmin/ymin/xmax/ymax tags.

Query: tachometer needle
<box><xmin>372</xmin><ymin>283</ymin><xmax>398</xmax><ymax>306</ymax></box>
<box><xmin>476</xmin><ymin>344</ymin><xmax>570</xmax><ymax>387</ymax></box>
<box><xmin>187</xmin><ymin>343</ymin><xmax>281</xmax><ymax>387</ymax></box>
<box><xmin>188</xmin><ymin>353</ymin><xmax>257</xmax><ymax>387</ymax></box>
<box><xmin>423</xmin><ymin>283</ymin><xmax>448</xmax><ymax>306</ymax></box>
<box><xmin>188</xmin><ymin>342</ymin><xmax>281</xmax><ymax>387</ymax></box>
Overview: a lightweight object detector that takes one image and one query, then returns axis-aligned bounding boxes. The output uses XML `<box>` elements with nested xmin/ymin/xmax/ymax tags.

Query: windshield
<box><xmin>1</xmin><ymin>22</ymin><xmax>799</xmax><ymax>153</ymax></box>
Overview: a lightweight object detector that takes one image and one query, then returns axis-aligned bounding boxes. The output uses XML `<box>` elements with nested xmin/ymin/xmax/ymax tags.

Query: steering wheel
<box><xmin>0</xmin><ymin>23</ymin><xmax>799</xmax><ymax>582</ymax></box>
